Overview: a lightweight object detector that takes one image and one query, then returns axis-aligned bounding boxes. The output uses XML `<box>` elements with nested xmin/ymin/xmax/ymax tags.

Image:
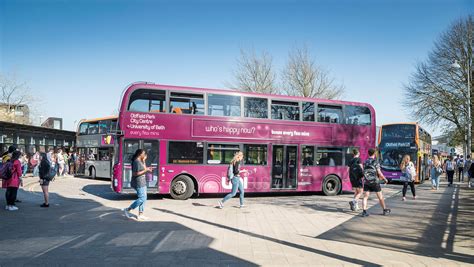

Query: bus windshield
<box><xmin>379</xmin><ymin>147</ymin><xmax>417</xmax><ymax>171</ymax></box>
<box><xmin>381</xmin><ymin>124</ymin><xmax>416</xmax><ymax>139</ymax></box>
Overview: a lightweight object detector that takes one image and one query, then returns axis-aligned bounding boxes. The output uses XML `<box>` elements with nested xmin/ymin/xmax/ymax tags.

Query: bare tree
<box><xmin>228</xmin><ymin>48</ymin><xmax>278</xmax><ymax>94</ymax></box>
<box><xmin>403</xmin><ymin>16</ymin><xmax>473</xmax><ymax>148</ymax></box>
<box><xmin>0</xmin><ymin>74</ymin><xmax>36</xmax><ymax>125</ymax></box>
<box><xmin>282</xmin><ymin>46</ymin><xmax>344</xmax><ymax>99</ymax></box>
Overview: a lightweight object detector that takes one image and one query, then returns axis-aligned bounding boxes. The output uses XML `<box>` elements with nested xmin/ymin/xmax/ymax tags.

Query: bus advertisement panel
<box><xmin>112</xmin><ymin>83</ymin><xmax>376</xmax><ymax>199</ymax></box>
<box><xmin>379</xmin><ymin>123</ymin><xmax>432</xmax><ymax>183</ymax></box>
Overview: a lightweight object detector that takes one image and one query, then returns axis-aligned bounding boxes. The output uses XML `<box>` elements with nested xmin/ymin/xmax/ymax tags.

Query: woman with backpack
<box><xmin>123</xmin><ymin>149</ymin><xmax>152</xmax><ymax>221</ymax></box>
<box><xmin>400</xmin><ymin>155</ymin><xmax>416</xmax><ymax>201</ymax></box>
<box><xmin>2</xmin><ymin>151</ymin><xmax>22</xmax><ymax>211</ymax></box>
<box><xmin>39</xmin><ymin>152</ymin><xmax>54</xmax><ymax>208</ymax></box>
<box><xmin>430</xmin><ymin>155</ymin><xmax>443</xmax><ymax>190</ymax></box>
<box><xmin>218</xmin><ymin>151</ymin><xmax>248</xmax><ymax>209</ymax></box>
<box><xmin>444</xmin><ymin>156</ymin><xmax>456</xmax><ymax>187</ymax></box>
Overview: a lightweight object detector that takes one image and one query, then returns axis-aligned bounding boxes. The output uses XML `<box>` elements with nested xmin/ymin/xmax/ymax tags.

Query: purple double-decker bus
<box><xmin>111</xmin><ymin>82</ymin><xmax>376</xmax><ymax>199</ymax></box>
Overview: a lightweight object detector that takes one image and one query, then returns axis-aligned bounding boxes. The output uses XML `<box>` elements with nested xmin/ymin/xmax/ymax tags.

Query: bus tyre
<box><xmin>322</xmin><ymin>175</ymin><xmax>341</xmax><ymax>196</ymax></box>
<box><xmin>89</xmin><ymin>167</ymin><xmax>96</xmax><ymax>180</ymax></box>
<box><xmin>170</xmin><ymin>175</ymin><xmax>195</xmax><ymax>200</ymax></box>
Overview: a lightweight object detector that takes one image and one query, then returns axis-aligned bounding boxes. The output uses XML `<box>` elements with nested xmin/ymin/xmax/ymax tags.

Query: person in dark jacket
<box><xmin>38</xmin><ymin>152</ymin><xmax>52</xmax><ymax>207</ymax></box>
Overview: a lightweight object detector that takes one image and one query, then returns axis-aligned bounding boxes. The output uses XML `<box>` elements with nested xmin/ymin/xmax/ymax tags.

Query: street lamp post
<box><xmin>452</xmin><ymin>60</ymin><xmax>472</xmax><ymax>157</ymax></box>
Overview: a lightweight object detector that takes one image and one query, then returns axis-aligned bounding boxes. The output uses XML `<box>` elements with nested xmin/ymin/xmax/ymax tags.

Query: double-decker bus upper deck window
<box><xmin>128</xmin><ymin>89</ymin><xmax>167</xmax><ymax>113</ymax></box>
<box><xmin>207</xmin><ymin>143</ymin><xmax>240</xmax><ymax>164</ymax></box>
<box><xmin>271</xmin><ymin>100</ymin><xmax>299</xmax><ymax>121</ymax></box>
<box><xmin>315</xmin><ymin>147</ymin><xmax>343</xmax><ymax>166</ymax></box>
<box><xmin>302</xmin><ymin>145</ymin><xmax>315</xmax><ymax>166</ymax></box>
<box><xmin>88</xmin><ymin>122</ymin><xmax>99</xmax><ymax>134</ymax></box>
<box><xmin>244</xmin><ymin>97</ymin><xmax>268</xmax><ymax>119</ymax></box>
<box><xmin>168</xmin><ymin>141</ymin><xmax>204</xmax><ymax>164</ymax></box>
<box><xmin>98</xmin><ymin>120</ymin><xmax>109</xmax><ymax>134</ymax></box>
<box><xmin>344</xmin><ymin>105</ymin><xmax>371</xmax><ymax>125</ymax></box>
<box><xmin>382</xmin><ymin>124</ymin><xmax>415</xmax><ymax>139</ymax></box>
<box><xmin>208</xmin><ymin>94</ymin><xmax>241</xmax><ymax>117</ymax></box>
<box><xmin>79</xmin><ymin>123</ymin><xmax>89</xmax><ymax>135</ymax></box>
<box><xmin>110</xmin><ymin>120</ymin><xmax>117</xmax><ymax>132</ymax></box>
<box><xmin>318</xmin><ymin>105</ymin><xmax>342</xmax><ymax>123</ymax></box>
<box><xmin>302</xmin><ymin>102</ymin><xmax>315</xmax><ymax>121</ymax></box>
<box><xmin>170</xmin><ymin>92</ymin><xmax>204</xmax><ymax>115</ymax></box>
<box><xmin>244</xmin><ymin>144</ymin><xmax>267</xmax><ymax>165</ymax></box>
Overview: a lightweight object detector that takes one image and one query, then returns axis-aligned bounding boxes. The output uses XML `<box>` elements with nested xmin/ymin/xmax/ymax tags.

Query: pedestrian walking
<box><xmin>39</xmin><ymin>152</ymin><xmax>55</xmax><ymax>207</ymax></box>
<box><xmin>2</xmin><ymin>151</ymin><xmax>23</xmax><ymax>211</ymax></box>
<box><xmin>218</xmin><ymin>151</ymin><xmax>247</xmax><ymax>209</ymax></box>
<box><xmin>57</xmin><ymin>149</ymin><xmax>65</xmax><ymax>176</ymax></box>
<box><xmin>445</xmin><ymin>156</ymin><xmax>456</xmax><ymax>186</ymax></box>
<box><xmin>468</xmin><ymin>159</ymin><xmax>474</xmax><ymax>188</ymax></box>
<box><xmin>31</xmin><ymin>151</ymin><xmax>40</xmax><ymax>177</ymax></box>
<box><xmin>69</xmin><ymin>151</ymin><xmax>76</xmax><ymax>175</ymax></box>
<box><xmin>457</xmin><ymin>155</ymin><xmax>465</xmax><ymax>182</ymax></box>
<box><xmin>400</xmin><ymin>155</ymin><xmax>416</xmax><ymax>201</ymax></box>
<box><xmin>123</xmin><ymin>149</ymin><xmax>152</xmax><ymax>221</ymax></box>
<box><xmin>348</xmin><ymin>148</ymin><xmax>364</xmax><ymax>211</ymax></box>
<box><xmin>464</xmin><ymin>155</ymin><xmax>472</xmax><ymax>182</ymax></box>
<box><xmin>430</xmin><ymin>155</ymin><xmax>443</xmax><ymax>190</ymax></box>
<box><xmin>20</xmin><ymin>152</ymin><xmax>28</xmax><ymax>178</ymax></box>
<box><xmin>63</xmin><ymin>151</ymin><xmax>69</xmax><ymax>176</ymax></box>
<box><xmin>361</xmin><ymin>148</ymin><xmax>390</xmax><ymax>217</ymax></box>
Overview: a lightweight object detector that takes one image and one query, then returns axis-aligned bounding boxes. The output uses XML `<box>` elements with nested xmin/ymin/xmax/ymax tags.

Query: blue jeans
<box><xmin>33</xmin><ymin>165</ymin><xmax>39</xmax><ymax>177</ymax></box>
<box><xmin>22</xmin><ymin>164</ymin><xmax>28</xmax><ymax>177</ymax></box>
<box><xmin>222</xmin><ymin>177</ymin><xmax>244</xmax><ymax>205</ymax></box>
<box><xmin>129</xmin><ymin>186</ymin><xmax>147</xmax><ymax>212</ymax></box>
<box><xmin>431</xmin><ymin>169</ymin><xmax>440</xmax><ymax>189</ymax></box>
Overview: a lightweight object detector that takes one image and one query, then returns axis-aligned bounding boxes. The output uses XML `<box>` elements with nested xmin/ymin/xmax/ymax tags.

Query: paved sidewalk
<box><xmin>0</xmin><ymin>175</ymin><xmax>472</xmax><ymax>266</ymax></box>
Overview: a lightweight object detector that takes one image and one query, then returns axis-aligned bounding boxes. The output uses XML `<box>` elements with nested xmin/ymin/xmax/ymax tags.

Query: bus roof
<box><xmin>119</xmin><ymin>82</ymin><xmax>376</xmax><ymax>113</ymax></box>
<box><xmin>80</xmin><ymin>115</ymin><xmax>118</xmax><ymax>124</ymax></box>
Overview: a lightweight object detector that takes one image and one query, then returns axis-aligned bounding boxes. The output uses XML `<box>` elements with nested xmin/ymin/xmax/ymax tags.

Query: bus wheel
<box><xmin>89</xmin><ymin>167</ymin><xmax>96</xmax><ymax>179</ymax></box>
<box><xmin>322</xmin><ymin>175</ymin><xmax>341</xmax><ymax>196</ymax></box>
<box><xmin>170</xmin><ymin>175</ymin><xmax>195</xmax><ymax>200</ymax></box>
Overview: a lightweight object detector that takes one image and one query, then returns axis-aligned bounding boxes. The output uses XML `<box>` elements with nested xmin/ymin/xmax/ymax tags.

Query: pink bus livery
<box><xmin>112</xmin><ymin>82</ymin><xmax>376</xmax><ymax>199</ymax></box>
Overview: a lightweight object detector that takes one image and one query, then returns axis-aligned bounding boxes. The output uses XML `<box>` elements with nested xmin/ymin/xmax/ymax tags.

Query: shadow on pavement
<box><xmin>154</xmin><ymin>207</ymin><xmax>382</xmax><ymax>267</ymax></box>
<box><xmin>315</xmin><ymin>184</ymin><xmax>474</xmax><ymax>265</ymax></box>
<box><xmin>0</xmin><ymin>188</ymin><xmax>257</xmax><ymax>266</ymax></box>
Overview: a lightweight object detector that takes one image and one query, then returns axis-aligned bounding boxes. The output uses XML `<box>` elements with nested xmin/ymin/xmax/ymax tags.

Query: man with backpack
<box><xmin>348</xmin><ymin>148</ymin><xmax>364</xmax><ymax>211</ymax></box>
<box><xmin>361</xmin><ymin>148</ymin><xmax>391</xmax><ymax>217</ymax></box>
<box><xmin>457</xmin><ymin>155</ymin><xmax>465</xmax><ymax>182</ymax></box>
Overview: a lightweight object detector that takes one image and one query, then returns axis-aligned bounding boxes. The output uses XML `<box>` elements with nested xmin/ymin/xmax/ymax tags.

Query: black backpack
<box><xmin>0</xmin><ymin>161</ymin><xmax>13</xmax><ymax>180</ymax></box>
<box><xmin>350</xmin><ymin>159</ymin><xmax>364</xmax><ymax>180</ymax></box>
<box><xmin>363</xmin><ymin>158</ymin><xmax>379</xmax><ymax>185</ymax></box>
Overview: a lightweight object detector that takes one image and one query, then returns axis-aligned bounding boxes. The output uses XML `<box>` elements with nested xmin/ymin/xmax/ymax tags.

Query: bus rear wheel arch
<box><xmin>322</xmin><ymin>175</ymin><xmax>342</xmax><ymax>196</ymax></box>
<box><xmin>170</xmin><ymin>174</ymin><xmax>196</xmax><ymax>200</ymax></box>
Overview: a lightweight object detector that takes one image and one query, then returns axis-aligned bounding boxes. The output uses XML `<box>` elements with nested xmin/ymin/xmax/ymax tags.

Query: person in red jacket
<box><xmin>3</xmin><ymin>151</ymin><xmax>23</xmax><ymax>211</ymax></box>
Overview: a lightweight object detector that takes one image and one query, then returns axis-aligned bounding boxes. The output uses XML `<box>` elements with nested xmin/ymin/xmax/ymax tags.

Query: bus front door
<box><xmin>143</xmin><ymin>141</ymin><xmax>159</xmax><ymax>190</ymax></box>
<box><xmin>271</xmin><ymin>145</ymin><xmax>298</xmax><ymax>189</ymax></box>
<box><xmin>122</xmin><ymin>140</ymin><xmax>159</xmax><ymax>191</ymax></box>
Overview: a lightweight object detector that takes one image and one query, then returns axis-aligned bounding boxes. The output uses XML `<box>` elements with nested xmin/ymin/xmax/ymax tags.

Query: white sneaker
<box><xmin>217</xmin><ymin>200</ymin><xmax>224</xmax><ymax>209</ymax></box>
<box><xmin>123</xmin><ymin>208</ymin><xmax>132</xmax><ymax>218</ymax></box>
<box><xmin>8</xmin><ymin>206</ymin><xmax>18</xmax><ymax>211</ymax></box>
<box><xmin>239</xmin><ymin>204</ymin><xmax>246</xmax><ymax>208</ymax></box>
<box><xmin>5</xmin><ymin>205</ymin><xmax>9</xmax><ymax>210</ymax></box>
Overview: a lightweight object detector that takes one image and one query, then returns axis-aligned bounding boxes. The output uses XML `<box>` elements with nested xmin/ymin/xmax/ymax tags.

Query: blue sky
<box><xmin>1</xmin><ymin>0</ymin><xmax>472</xmax><ymax>134</ymax></box>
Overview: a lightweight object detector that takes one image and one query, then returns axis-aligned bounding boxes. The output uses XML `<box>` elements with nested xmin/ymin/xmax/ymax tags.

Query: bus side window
<box><xmin>315</xmin><ymin>147</ymin><xmax>343</xmax><ymax>166</ymax></box>
<box><xmin>169</xmin><ymin>92</ymin><xmax>204</xmax><ymax>115</ymax></box>
<box><xmin>244</xmin><ymin>144</ymin><xmax>267</xmax><ymax>165</ymax></box>
<box><xmin>244</xmin><ymin>97</ymin><xmax>268</xmax><ymax>119</ymax></box>
<box><xmin>302</xmin><ymin>102</ymin><xmax>315</xmax><ymax>122</ymax></box>
<box><xmin>344</xmin><ymin>106</ymin><xmax>371</xmax><ymax>125</ymax></box>
<box><xmin>301</xmin><ymin>146</ymin><xmax>315</xmax><ymax>166</ymax></box>
<box><xmin>317</xmin><ymin>105</ymin><xmax>342</xmax><ymax>124</ymax></box>
<box><xmin>128</xmin><ymin>89</ymin><xmax>167</xmax><ymax>113</ymax></box>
